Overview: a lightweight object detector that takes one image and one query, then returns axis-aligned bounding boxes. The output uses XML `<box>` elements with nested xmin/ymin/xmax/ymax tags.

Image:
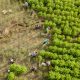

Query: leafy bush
<box><xmin>26</xmin><ymin>0</ymin><xmax>80</xmax><ymax>80</ymax></box>
<box><xmin>10</xmin><ymin>64</ymin><xmax>27</xmax><ymax>75</ymax></box>
<box><xmin>7</xmin><ymin>72</ymin><xmax>15</xmax><ymax>80</ymax></box>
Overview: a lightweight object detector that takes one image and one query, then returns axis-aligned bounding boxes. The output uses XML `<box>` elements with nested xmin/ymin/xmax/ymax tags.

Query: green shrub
<box><xmin>7</xmin><ymin>72</ymin><xmax>15</xmax><ymax>80</ymax></box>
<box><xmin>10</xmin><ymin>64</ymin><xmax>27</xmax><ymax>76</ymax></box>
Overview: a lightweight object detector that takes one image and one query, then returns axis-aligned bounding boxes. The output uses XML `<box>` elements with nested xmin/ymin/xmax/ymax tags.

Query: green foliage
<box><xmin>38</xmin><ymin>55</ymin><xmax>43</xmax><ymax>62</ymax></box>
<box><xmin>10</xmin><ymin>64</ymin><xmax>27</xmax><ymax>75</ymax></box>
<box><xmin>27</xmin><ymin>0</ymin><xmax>80</xmax><ymax>80</ymax></box>
<box><xmin>48</xmin><ymin>71</ymin><xmax>61</xmax><ymax>80</ymax></box>
<box><xmin>7</xmin><ymin>64</ymin><xmax>27</xmax><ymax>80</ymax></box>
<box><xmin>7</xmin><ymin>72</ymin><xmax>15</xmax><ymax>80</ymax></box>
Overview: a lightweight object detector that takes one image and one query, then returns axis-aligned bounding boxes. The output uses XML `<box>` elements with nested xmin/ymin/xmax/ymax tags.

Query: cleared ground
<box><xmin>0</xmin><ymin>0</ymin><xmax>44</xmax><ymax>80</ymax></box>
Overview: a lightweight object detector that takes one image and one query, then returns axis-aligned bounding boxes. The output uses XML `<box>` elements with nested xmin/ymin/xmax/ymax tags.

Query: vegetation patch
<box><xmin>27</xmin><ymin>0</ymin><xmax>80</xmax><ymax>80</ymax></box>
<box><xmin>0</xmin><ymin>0</ymin><xmax>80</xmax><ymax>80</ymax></box>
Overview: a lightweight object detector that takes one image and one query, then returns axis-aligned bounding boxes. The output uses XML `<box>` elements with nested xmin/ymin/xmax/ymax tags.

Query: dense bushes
<box><xmin>27</xmin><ymin>0</ymin><xmax>80</xmax><ymax>80</ymax></box>
<box><xmin>7</xmin><ymin>64</ymin><xmax>27</xmax><ymax>80</ymax></box>
<box><xmin>7</xmin><ymin>72</ymin><xmax>15</xmax><ymax>80</ymax></box>
<box><xmin>10</xmin><ymin>64</ymin><xmax>27</xmax><ymax>76</ymax></box>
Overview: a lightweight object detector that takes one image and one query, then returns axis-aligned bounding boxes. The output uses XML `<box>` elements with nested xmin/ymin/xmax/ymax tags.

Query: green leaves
<box><xmin>7</xmin><ymin>64</ymin><xmax>27</xmax><ymax>80</ymax></box>
<box><xmin>28</xmin><ymin>0</ymin><xmax>80</xmax><ymax>80</ymax></box>
<box><xmin>7</xmin><ymin>72</ymin><xmax>15</xmax><ymax>80</ymax></box>
<box><xmin>10</xmin><ymin>64</ymin><xmax>27</xmax><ymax>76</ymax></box>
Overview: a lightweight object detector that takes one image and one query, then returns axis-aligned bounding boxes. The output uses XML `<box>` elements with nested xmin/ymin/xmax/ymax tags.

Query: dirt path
<box><xmin>0</xmin><ymin>0</ymin><xmax>44</xmax><ymax>80</ymax></box>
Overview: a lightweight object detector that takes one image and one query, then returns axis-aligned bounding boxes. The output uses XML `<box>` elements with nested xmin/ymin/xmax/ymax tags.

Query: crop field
<box><xmin>0</xmin><ymin>0</ymin><xmax>80</xmax><ymax>80</ymax></box>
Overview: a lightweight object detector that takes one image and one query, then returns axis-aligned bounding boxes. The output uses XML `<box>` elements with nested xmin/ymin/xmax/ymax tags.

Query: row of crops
<box><xmin>27</xmin><ymin>0</ymin><xmax>80</xmax><ymax>80</ymax></box>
